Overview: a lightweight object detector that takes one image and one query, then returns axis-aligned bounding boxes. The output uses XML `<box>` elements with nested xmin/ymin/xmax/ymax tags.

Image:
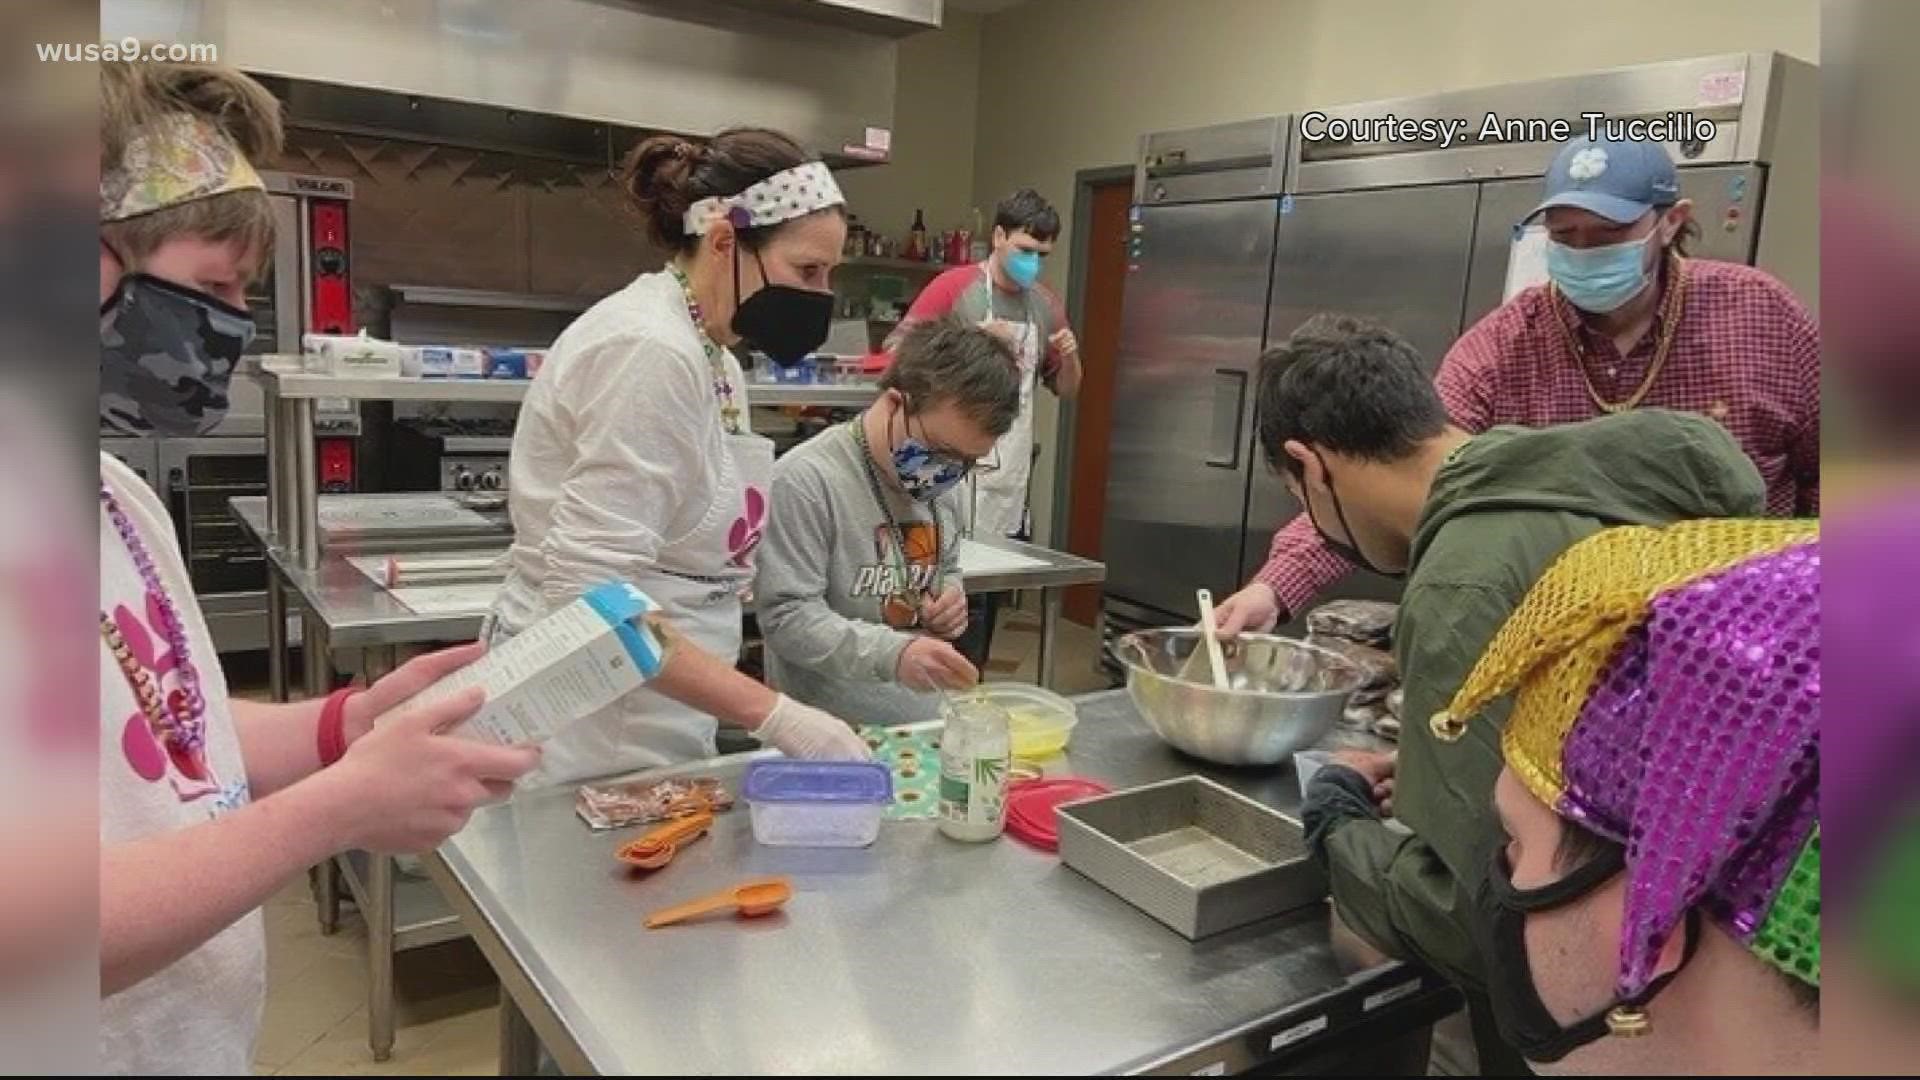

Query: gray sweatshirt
<box><xmin>755</xmin><ymin>421</ymin><xmax>967</xmax><ymax>728</ymax></box>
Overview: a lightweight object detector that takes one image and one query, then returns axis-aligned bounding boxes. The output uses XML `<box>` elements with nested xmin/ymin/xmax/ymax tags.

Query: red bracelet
<box><xmin>317</xmin><ymin>688</ymin><xmax>359</xmax><ymax>768</ymax></box>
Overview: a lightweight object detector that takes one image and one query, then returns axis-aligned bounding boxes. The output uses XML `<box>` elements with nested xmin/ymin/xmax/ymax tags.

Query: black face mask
<box><xmin>731</xmin><ymin>247</ymin><xmax>832</xmax><ymax>367</ymax></box>
<box><xmin>1303</xmin><ymin>450</ymin><xmax>1405</xmax><ymax>579</ymax></box>
<box><xmin>1472</xmin><ymin>845</ymin><xmax>1701</xmax><ymax>1064</ymax></box>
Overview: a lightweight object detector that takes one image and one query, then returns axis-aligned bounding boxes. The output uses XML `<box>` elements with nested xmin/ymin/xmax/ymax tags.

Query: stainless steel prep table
<box><xmin>428</xmin><ymin>689</ymin><xmax>1458</xmax><ymax>1076</ymax></box>
<box><xmin>231</xmin><ymin>495</ymin><xmax>1105</xmax><ymax>687</ymax></box>
<box><xmin>230</xmin><ymin>495</ymin><xmax>1108</xmax><ymax>1063</ymax></box>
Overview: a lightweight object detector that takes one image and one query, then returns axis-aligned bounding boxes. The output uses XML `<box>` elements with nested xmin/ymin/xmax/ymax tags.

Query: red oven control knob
<box><xmin>317</xmin><ymin>438</ymin><xmax>355</xmax><ymax>493</ymax></box>
<box><xmin>308</xmin><ymin>199</ymin><xmax>354</xmax><ymax>335</ymax></box>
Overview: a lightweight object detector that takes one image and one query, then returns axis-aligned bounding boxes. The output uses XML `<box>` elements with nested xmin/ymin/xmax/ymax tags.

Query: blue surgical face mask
<box><xmin>1002</xmin><ymin>248</ymin><xmax>1043</xmax><ymax>290</ymax></box>
<box><xmin>1545</xmin><ymin>232</ymin><xmax>1658</xmax><ymax>314</ymax></box>
<box><xmin>891</xmin><ymin>407</ymin><xmax>973</xmax><ymax>502</ymax></box>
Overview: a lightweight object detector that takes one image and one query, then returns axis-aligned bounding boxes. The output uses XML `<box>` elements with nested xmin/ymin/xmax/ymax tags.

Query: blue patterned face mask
<box><xmin>891</xmin><ymin>408</ymin><xmax>973</xmax><ymax>502</ymax></box>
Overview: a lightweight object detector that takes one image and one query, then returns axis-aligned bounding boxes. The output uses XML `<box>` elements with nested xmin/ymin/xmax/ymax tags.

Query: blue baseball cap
<box><xmin>1523</xmin><ymin>136</ymin><xmax>1680</xmax><ymax>225</ymax></box>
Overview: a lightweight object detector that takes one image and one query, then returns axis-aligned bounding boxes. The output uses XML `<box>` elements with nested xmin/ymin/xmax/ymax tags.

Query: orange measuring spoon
<box><xmin>643</xmin><ymin>877</ymin><xmax>793</xmax><ymax>929</ymax></box>
<box><xmin>616</xmin><ymin>810</ymin><xmax>714</xmax><ymax>870</ymax></box>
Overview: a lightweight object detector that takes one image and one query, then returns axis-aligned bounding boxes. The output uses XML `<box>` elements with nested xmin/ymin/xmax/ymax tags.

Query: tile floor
<box><xmin>252</xmin><ymin>604</ymin><xmax>1114</xmax><ymax>1074</ymax></box>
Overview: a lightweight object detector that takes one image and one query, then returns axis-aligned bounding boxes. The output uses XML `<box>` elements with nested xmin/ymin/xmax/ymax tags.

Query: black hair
<box><xmin>1554</xmin><ymin>819</ymin><xmax>1620</xmax><ymax>874</ymax></box>
<box><xmin>994</xmin><ymin>188</ymin><xmax>1059</xmax><ymax>242</ymax></box>
<box><xmin>880</xmin><ymin>317</ymin><xmax>1022</xmax><ymax>437</ymax></box>
<box><xmin>1254</xmin><ymin>313</ymin><xmax>1450</xmax><ymax>479</ymax></box>
<box><xmin>620</xmin><ymin>127</ymin><xmax>842</xmax><ymax>253</ymax></box>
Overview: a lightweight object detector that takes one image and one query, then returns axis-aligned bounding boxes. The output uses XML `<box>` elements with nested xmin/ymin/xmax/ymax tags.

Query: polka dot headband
<box><xmin>1434</xmin><ymin>518</ymin><xmax>1820</xmax><ymax>1033</ymax></box>
<box><xmin>682</xmin><ymin>160</ymin><xmax>845</xmax><ymax>236</ymax></box>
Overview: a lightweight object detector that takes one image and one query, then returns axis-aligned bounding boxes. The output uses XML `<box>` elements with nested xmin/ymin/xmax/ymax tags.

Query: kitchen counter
<box><xmin>232</xmin><ymin>492</ymin><xmax>1115</xmax><ymax>1064</ymax></box>
<box><xmin>230</xmin><ymin>495</ymin><xmax>1103</xmax><ymax>663</ymax></box>
<box><xmin>427</xmin><ymin>689</ymin><xmax>1456</xmax><ymax>1075</ymax></box>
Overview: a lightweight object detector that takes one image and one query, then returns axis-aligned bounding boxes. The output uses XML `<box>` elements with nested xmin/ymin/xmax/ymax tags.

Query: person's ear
<box><xmin>706</xmin><ymin>220</ymin><xmax>736</xmax><ymax>261</ymax></box>
<box><xmin>1284</xmin><ymin>440</ymin><xmax>1325</xmax><ymax>488</ymax></box>
<box><xmin>1647</xmin><ymin>905</ymin><xmax>1690</xmax><ymax>982</ymax></box>
<box><xmin>1660</xmin><ymin>200</ymin><xmax>1694</xmax><ymax>244</ymax></box>
<box><xmin>100</xmin><ymin>239</ymin><xmax>125</xmax><ymax>305</ymax></box>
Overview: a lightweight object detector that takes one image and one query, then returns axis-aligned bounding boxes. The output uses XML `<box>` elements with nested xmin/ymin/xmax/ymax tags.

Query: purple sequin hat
<box><xmin>1434</xmin><ymin>520</ymin><xmax>1820</xmax><ymax>1025</ymax></box>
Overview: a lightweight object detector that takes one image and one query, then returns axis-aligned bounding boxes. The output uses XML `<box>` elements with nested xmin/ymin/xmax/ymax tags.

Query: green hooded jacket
<box><xmin>1321</xmin><ymin>408</ymin><xmax>1766</xmax><ymax>990</ymax></box>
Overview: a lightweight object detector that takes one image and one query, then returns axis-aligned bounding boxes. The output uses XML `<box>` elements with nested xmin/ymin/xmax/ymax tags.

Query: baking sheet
<box><xmin>319</xmin><ymin>494</ymin><xmax>491</xmax><ymax>532</ymax></box>
<box><xmin>957</xmin><ymin>540</ymin><xmax>1050</xmax><ymax>577</ymax></box>
<box><xmin>1130</xmin><ymin>827</ymin><xmax>1271</xmax><ymax>887</ymax></box>
<box><xmin>389</xmin><ymin>583</ymin><xmax>503</xmax><ymax>616</ymax></box>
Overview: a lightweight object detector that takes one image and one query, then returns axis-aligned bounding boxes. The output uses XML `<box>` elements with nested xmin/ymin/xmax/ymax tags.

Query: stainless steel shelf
<box><xmin>251</xmin><ymin>359</ymin><xmax>532</xmax><ymax>403</ymax></box>
<box><xmin>842</xmin><ymin>256</ymin><xmax>955</xmax><ymax>274</ymax></box>
<box><xmin>747</xmin><ymin>383</ymin><xmax>883</xmax><ymax>408</ymax></box>
<box><xmin>338</xmin><ymin>849</ymin><xmax>467</xmax><ymax>951</ymax></box>
<box><xmin>389</xmin><ymin>284</ymin><xmax>592</xmax><ymax>314</ymax></box>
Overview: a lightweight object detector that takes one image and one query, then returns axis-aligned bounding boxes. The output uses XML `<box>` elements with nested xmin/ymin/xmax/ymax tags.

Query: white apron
<box><xmin>970</xmin><ymin>265</ymin><xmax>1040</xmax><ymax>540</ymax></box>
<box><xmin>505</xmin><ymin>419</ymin><xmax>776</xmax><ymax>787</ymax></box>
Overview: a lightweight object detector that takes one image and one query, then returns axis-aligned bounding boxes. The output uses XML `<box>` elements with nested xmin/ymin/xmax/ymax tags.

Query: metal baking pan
<box><xmin>1057</xmin><ymin>775</ymin><xmax>1327</xmax><ymax>940</ymax></box>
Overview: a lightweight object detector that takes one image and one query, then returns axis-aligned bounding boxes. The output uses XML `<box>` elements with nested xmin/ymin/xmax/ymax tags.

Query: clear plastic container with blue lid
<box><xmin>742</xmin><ymin>760</ymin><xmax>893</xmax><ymax>848</ymax></box>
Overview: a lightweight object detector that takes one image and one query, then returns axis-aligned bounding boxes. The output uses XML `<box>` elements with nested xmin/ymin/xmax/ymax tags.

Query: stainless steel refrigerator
<box><xmin>1099</xmin><ymin>51</ymin><xmax>1817</xmax><ymax>653</ymax></box>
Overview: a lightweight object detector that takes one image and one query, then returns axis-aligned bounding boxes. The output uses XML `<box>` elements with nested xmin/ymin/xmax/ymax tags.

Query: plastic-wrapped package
<box><xmin>1307</xmin><ymin>634</ymin><xmax>1397</xmax><ymax>703</ymax></box>
<box><xmin>576</xmin><ymin>776</ymin><xmax>733</xmax><ymax>831</ymax></box>
<box><xmin>1305</xmin><ymin>600</ymin><xmax>1398</xmax><ymax>648</ymax></box>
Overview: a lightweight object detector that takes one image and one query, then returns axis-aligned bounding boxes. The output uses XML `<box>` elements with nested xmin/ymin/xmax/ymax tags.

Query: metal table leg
<box><xmin>297</xmin><ymin>617</ymin><xmax>344</xmax><ymax>937</ymax></box>
<box><xmin>358</xmin><ymin>646</ymin><xmax>401</xmax><ymax>1064</ymax></box>
<box><xmin>368</xmin><ymin>849</ymin><xmax>397</xmax><ymax>1063</ymax></box>
<box><xmin>290</xmin><ymin>397</ymin><xmax>320</xmax><ymax>570</ymax></box>
<box><xmin>499</xmin><ymin>990</ymin><xmax>542</xmax><ymax>1076</ymax></box>
<box><xmin>267</xmin><ymin>573</ymin><xmax>289</xmax><ymax>703</ymax></box>
<box><xmin>1037</xmin><ymin>587</ymin><xmax>1062</xmax><ymax>690</ymax></box>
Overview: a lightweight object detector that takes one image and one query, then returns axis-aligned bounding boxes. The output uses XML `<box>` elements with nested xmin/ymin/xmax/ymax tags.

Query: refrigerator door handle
<box><xmin>1204</xmin><ymin>368</ymin><xmax>1248</xmax><ymax>470</ymax></box>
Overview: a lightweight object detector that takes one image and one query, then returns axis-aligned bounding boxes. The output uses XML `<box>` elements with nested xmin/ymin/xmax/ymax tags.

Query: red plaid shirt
<box><xmin>1255</xmin><ymin>258</ymin><xmax>1820</xmax><ymax>615</ymax></box>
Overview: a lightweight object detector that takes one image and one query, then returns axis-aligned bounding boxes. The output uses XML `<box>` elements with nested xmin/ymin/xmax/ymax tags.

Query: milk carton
<box><xmin>402</xmin><ymin>582</ymin><xmax>667</xmax><ymax>745</ymax></box>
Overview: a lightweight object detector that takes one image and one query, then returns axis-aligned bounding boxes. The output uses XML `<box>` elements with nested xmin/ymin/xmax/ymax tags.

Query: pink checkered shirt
<box><xmin>1255</xmin><ymin>258</ymin><xmax>1820</xmax><ymax>616</ymax></box>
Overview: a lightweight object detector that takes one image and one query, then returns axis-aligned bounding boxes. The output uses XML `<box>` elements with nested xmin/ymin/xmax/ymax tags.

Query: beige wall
<box><xmin>968</xmin><ymin>0</ymin><xmax>1819</xmax><ymax>547</ymax></box>
<box><xmin>836</xmin><ymin>11</ymin><xmax>986</xmax><ymax>244</ymax></box>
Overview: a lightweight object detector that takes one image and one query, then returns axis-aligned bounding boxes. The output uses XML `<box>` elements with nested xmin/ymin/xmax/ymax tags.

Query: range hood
<box><xmin>102</xmin><ymin>0</ymin><xmax>941</xmax><ymax>166</ymax></box>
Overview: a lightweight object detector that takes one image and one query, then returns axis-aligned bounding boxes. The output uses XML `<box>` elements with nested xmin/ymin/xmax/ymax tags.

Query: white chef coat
<box><xmin>491</xmin><ymin>271</ymin><xmax>773</xmax><ymax>785</ymax></box>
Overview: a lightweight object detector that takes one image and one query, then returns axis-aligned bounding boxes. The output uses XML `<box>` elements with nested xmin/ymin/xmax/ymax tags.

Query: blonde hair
<box><xmin>99</xmin><ymin>56</ymin><xmax>284</xmax><ymax>275</ymax></box>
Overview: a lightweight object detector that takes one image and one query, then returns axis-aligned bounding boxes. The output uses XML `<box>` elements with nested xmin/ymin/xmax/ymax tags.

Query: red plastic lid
<box><xmin>1004</xmin><ymin>777</ymin><xmax>1112</xmax><ymax>852</ymax></box>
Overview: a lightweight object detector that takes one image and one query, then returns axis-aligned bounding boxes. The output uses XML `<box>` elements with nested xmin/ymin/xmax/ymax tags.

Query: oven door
<box><xmin>158</xmin><ymin>437</ymin><xmax>273</xmax><ymax>653</ymax></box>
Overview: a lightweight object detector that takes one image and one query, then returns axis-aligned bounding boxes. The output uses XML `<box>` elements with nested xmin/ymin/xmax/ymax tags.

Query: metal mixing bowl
<box><xmin>1114</xmin><ymin>629</ymin><xmax>1365</xmax><ymax>766</ymax></box>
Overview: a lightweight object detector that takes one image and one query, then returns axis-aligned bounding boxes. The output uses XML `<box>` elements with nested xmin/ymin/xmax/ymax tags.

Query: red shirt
<box><xmin>1255</xmin><ymin>258</ymin><xmax>1821</xmax><ymax>614</ymax></box>
<box><xmin>889</xmin><ymin>264</ymin><xmax>1072</xmax><ymax>378</ymax></box>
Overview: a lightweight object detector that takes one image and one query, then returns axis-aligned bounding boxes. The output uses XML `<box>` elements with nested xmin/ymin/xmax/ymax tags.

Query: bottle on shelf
<box><xmin>845</xmin><ymin>214</ymin><xmax>866</xmax><ymax>259</ymax></box>
<box><xmin>906</xmin><ymin>208</ymin><xmax>929</xmax><ymax>261</ymax></box>
<box><xmin>969</xmin><ymin>207</ymin><xmax>989</xmax><ymax>263</ymax></box>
